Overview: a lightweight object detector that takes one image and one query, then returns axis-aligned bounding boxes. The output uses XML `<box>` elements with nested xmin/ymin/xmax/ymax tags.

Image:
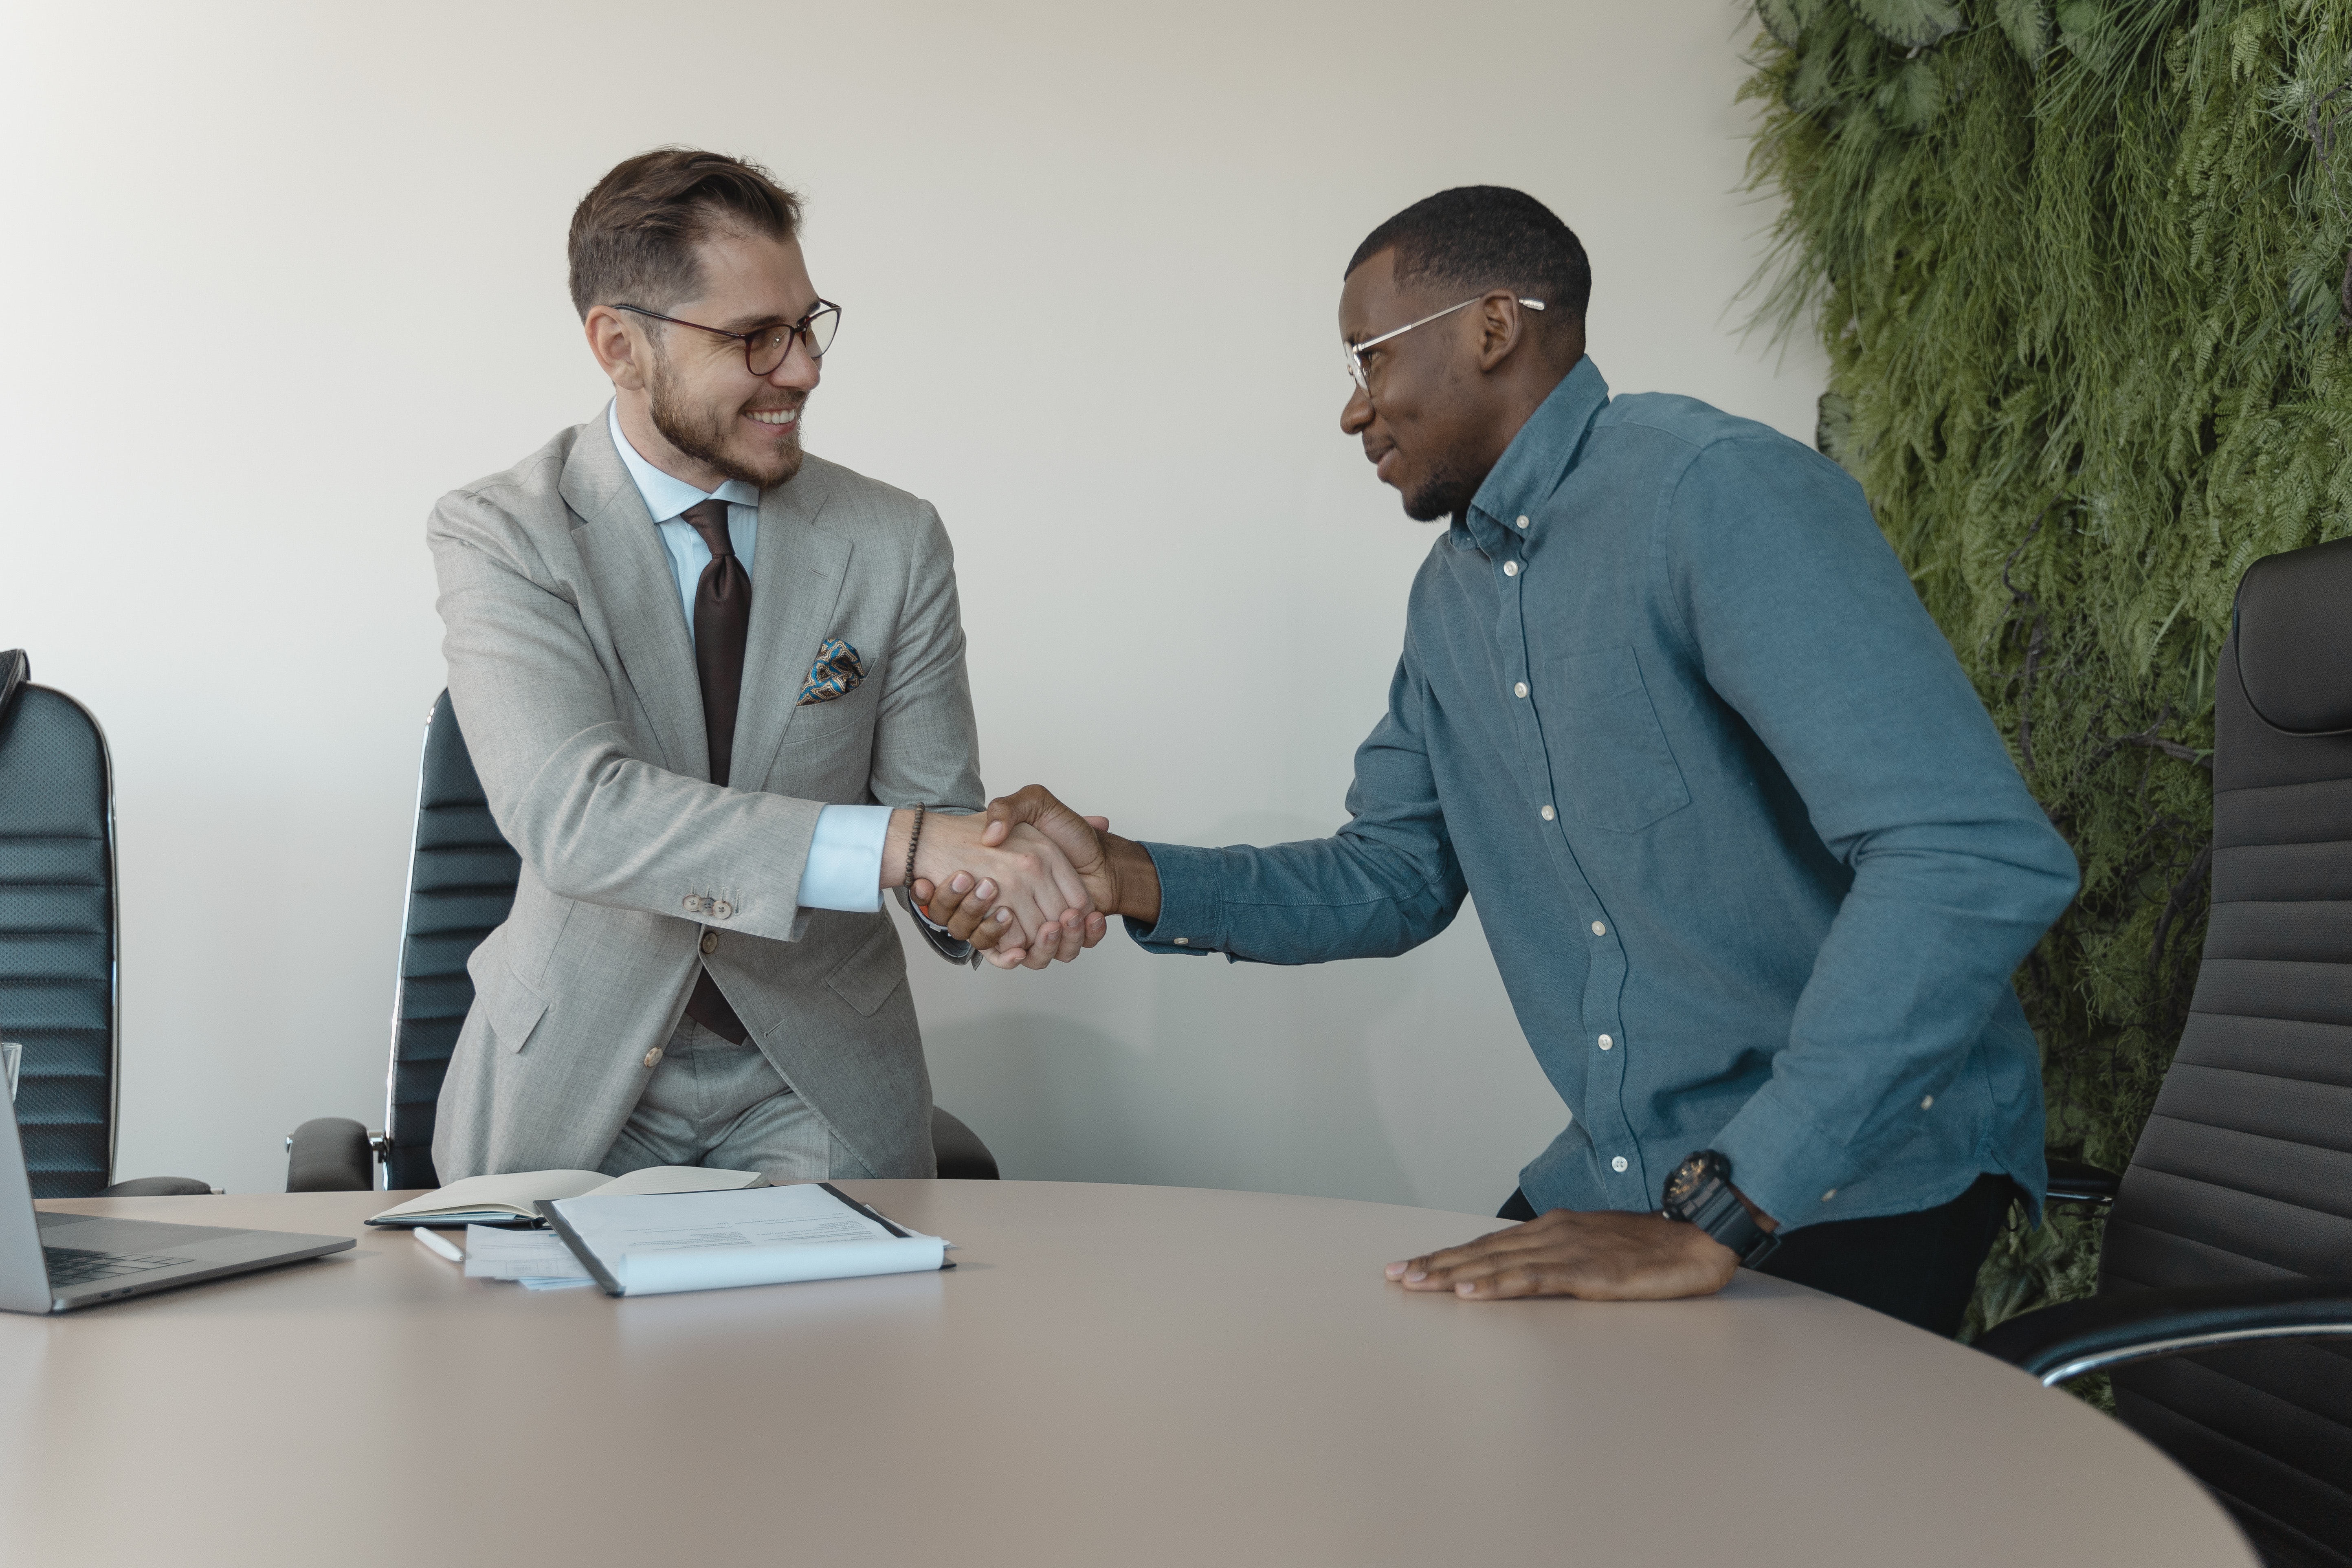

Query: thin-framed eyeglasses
<box><xmin>1343</xmin><ymin>293</ymin><xmax>1545</xmax><ymax>393</ymax></box>
<box><xmin>616</xmin><ymin>300</ymin><xmax>843</xmax><ymax>376</ymax></box>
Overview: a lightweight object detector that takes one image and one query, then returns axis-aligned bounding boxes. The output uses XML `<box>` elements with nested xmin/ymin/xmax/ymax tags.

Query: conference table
<box><xmin>1</xmin><ymin>1181</ymin><xmax>2251</xmax><ymax>1567</ymax></box>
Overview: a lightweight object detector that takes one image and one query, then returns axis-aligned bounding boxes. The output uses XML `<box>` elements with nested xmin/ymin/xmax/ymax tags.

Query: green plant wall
<box><xmin>1739</xmin><ymin>0</ymin><xmax>2352</xmax><ymax>1342</ymax></box>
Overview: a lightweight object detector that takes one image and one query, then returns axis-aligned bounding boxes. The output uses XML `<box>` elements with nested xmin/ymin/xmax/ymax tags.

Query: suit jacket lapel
<box><xmin>561</xmin><ymin>415</ymin><xmax>709</xmax><ymax>780</ymax></box>
<box><xmin>733</xmin><ymin>462</ymin><xmax>851</xmax><ymax>790</ymax></box>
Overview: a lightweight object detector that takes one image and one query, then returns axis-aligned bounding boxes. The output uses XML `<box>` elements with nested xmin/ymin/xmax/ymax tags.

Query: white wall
<box><xmin>0</xmin><ymin>0</ymin><xmax>1825</xmax><ymax>1201</ymax></box>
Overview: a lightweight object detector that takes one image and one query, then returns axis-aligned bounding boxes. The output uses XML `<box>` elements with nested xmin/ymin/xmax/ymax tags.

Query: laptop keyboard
<box><xmin>44</xmin><ymin>1246</ymin><xmax>195</xmax><ymax>1287</ymax></box>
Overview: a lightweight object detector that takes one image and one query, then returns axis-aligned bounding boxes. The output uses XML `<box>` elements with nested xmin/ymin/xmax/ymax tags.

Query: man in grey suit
<box><xmin>427</xmin><ymin>149</ymin><xmax>1101</xmax><ymax>1184</ymax></box>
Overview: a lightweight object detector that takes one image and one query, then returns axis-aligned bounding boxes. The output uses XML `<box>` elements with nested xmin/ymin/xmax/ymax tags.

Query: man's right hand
<box><xmin>915</xmin><ymin>785</ymin><xmax>1163</xmax><ymax>966</ymax></box>
<box><xmin>886</xmin><ymin>808</ymin><xmax>1097</xmax><ymax>965</ymax></box>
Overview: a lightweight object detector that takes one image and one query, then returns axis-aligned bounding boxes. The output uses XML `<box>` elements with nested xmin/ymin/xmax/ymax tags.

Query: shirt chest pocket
<box><xmin>1541</xmin><ymin>646</ymin><xmax>1692</xmax><ymax>833</ymax></box>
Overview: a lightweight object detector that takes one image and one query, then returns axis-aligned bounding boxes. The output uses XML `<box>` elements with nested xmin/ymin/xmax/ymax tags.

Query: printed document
<box><xmin>462</xmin><ymin>1226</ymin><xmax>594</xmax><ymax>1284</ymax></box>
<box><xmin>545</xmin><ymin>1182</ymin><xmax>946</xmax><ymax>1296</ymax></box>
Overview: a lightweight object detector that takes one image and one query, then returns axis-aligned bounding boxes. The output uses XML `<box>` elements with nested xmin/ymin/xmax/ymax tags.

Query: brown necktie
<box><xmin>682</xmin><ymin>499</ymin><xmax>750</xmax><ymax>787</ymax></box>
<box><xmin>679</xmin><ymin>499</ymin><xmax>752</xmax><ymax>1045</ymax></box>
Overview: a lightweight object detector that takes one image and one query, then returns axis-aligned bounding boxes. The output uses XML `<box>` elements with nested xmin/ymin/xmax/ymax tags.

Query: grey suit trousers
<box><xmin>597</xmin><ymin>1018</ymin><xmax>878</xmax><ymax>1183</ymax></box>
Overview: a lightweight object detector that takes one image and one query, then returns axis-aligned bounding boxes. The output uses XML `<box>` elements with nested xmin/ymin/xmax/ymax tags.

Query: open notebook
<box><xmin>367</xmin><ymin>1166</ymin><xmax>765</xmax><ymax>1227</ymax></box>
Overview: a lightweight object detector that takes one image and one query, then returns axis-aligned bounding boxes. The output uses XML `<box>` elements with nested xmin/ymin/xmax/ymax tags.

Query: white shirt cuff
<box><xmin>795</xmin><ymin>805</ymin><xmax>892</xmax><ymax>913</ymax></box>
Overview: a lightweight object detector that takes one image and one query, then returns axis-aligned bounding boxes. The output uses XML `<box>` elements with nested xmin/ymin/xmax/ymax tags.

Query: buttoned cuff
<box><xmin>1708</xmin><ymin>1082</ymin><xmax>1868</xmax><ymax>1233</ymax></box>
<box><xmin>795</xmin><ymin>804</ymin><xmax>892</xmax><ymax>913</ymax></box>
<box><xmin>1122</xmin><ymin>842</ymin><xmax>1222</xmax><ymax>956</ymax></box>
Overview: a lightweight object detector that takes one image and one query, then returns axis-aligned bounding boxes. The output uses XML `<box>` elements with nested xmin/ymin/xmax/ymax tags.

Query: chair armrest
<box><xmin>930</xmin><ymin>1106</ymin><xmax>1000</xmax><ymax>1180</ymax></box>
<box><xmin>97</xmin><ymin>1176</ymin><xmax>215</xmax><ymax>1196</ymax></box>
<box><xmin>2043</xmin><ymin>1155</ymin><xmax>2119</xmax><ymax>1207</ymax></box>
<box><xmin>1975</xmin><ymin>1278</ymin><xmax>2352</xmax><ymax>1384</ymax></box>
<box><xmin>286</xmin><ymin>1117</ymin><xmax>375</xmax><ymax>1192</ymax></box>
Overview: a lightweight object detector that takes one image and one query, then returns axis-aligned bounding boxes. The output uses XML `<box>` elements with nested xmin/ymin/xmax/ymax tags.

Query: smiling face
<box><xmin>589</xmin><ymin>226</ymin><xmax>822</xmax><ymax>491</ymax></box>
<box><xmin>1339</xmin><ymin>249</ymin><xmax>1492</xmax><ymax>523</ymax></box>
<box><xmin>1337</xmin><ymin>246</ymin><xmax>1574</xmax><ymax>525</ymax></box>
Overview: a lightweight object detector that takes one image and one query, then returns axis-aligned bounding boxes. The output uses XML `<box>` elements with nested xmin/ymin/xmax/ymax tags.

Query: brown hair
<box><xmin>567</xmin><ymin>147</ymin><xmax>803</xmax><ymax>320</ymax></box>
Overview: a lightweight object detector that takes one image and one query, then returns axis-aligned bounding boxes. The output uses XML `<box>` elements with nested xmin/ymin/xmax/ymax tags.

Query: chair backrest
<box><xmin>2099</xmin><ymin>536</ymin><xmax>2352</xmax><ymax>1565</ymax></box>
<box><xmin>383</xmin><ymin>691</ymin><xmax>520</xmax><ymax>1190</ymax></box>
<box><xmin>0</xmin><ymin>654</ymin><xmax>118</xmax><ymax>1198</ymax></box>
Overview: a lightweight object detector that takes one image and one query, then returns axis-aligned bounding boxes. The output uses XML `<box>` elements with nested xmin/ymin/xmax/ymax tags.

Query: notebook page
<box><xmin>588</xmin><ymin>1166</ymin><xmax>765</xmax><ymax>1199</ymax></box>
<box><xmin>371</xmin><ymin>1169</ymin><xmax>609</xmax><ymax>1221</ymax></box>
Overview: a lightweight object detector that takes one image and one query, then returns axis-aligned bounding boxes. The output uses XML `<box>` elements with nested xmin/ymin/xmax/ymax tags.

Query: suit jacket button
<box><xmin>682</xmin><ymin>896</ymin><xmax>700</xmax><ymax>913</ymax></box>
<box><xmin>712</xmin><ymin>900</ymin><xmax>734</xmax><ymax>920</ymax></box>
<box><xmin>642</xmin><ymin>1047</ymin><xmax>664</xmax><ymax>1068</ymax></box>
<box><xmin>700</xmin><ymin>931</ymin><xmax>719</xmax><ymax>954</ymax></box>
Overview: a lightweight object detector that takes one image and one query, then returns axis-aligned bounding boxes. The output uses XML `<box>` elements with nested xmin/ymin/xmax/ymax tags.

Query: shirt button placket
<box><xmin>1583</xmin><ymin>913</ymin><xmax>1638</xmax><ymax>1200</ymax></box>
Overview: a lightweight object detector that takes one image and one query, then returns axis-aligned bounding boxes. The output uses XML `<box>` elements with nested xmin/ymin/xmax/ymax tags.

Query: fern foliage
<box><xmin>1740</xmin><ymin>0</ymin><xmax>2352</xmax><ymax>1341</ymax></box>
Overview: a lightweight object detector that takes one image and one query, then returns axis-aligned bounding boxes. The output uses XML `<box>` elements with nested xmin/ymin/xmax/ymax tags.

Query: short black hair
<box><xmin>1346</xmin><ymin>186</ymin><xmax>1590</xmax><ymax>323</ymax></box>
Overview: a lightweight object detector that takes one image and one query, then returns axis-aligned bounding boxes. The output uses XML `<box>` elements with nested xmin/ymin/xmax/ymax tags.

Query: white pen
<box><xmin>413</xmin><ymin>1227</ymin><xmax>464</xmax><ymax>1265</ymax></box>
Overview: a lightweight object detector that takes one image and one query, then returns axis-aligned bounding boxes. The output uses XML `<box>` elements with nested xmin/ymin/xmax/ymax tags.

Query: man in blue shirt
<box><xmin>921</xmin><ymin>187</ymin><xmax>2078</xmax><ymax>1333</ymax></box>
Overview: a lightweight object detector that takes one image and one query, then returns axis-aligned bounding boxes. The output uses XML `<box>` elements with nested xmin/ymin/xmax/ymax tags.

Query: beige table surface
<box><xmin>0</xmin><ymin>1181</ymin><xmax>2251</xmax><ymax>1567</ymax></box>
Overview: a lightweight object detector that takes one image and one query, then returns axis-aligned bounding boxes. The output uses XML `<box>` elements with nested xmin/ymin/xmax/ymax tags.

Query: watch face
<box><xmin>1663</xmin><ymin>1155</ymin><xmax>1710</xmax><ymax>1209</ymax></box>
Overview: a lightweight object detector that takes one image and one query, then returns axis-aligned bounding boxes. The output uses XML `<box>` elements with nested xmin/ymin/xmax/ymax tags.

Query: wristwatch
<box><xmin>1660</xmin><ymin>1150</ymin><xmax>1779</xmax><ymax>1267</ymax></box>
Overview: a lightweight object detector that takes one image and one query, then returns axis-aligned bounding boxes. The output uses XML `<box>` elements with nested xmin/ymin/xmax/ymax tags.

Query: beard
<box><xmin>1401</xmin><ymin>453</ymin><xmax>1482</xmax><ymax>523</ymax></box>
<box><xmin>646</xmin><ymin>351</ymin><xmax>804</xmax><ymax>490</ymax></box>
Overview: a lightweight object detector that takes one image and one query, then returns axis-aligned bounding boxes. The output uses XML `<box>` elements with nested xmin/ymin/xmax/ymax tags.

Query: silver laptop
<box><xmin>0</xmin><ymin>1102</ymin><xmax>352</xmax><ymax>1313</ymax></box>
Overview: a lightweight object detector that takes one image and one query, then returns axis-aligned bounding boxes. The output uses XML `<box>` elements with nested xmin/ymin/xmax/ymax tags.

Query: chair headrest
<box><xmin>0</xmin><ymin>650</ymin><xmax>26</xmax><ymax>730</ymax></box>
<box><xmin>2234</xmin><ymin>536</ymin><xmax>2352</xmax><ymax>735</ymax></box>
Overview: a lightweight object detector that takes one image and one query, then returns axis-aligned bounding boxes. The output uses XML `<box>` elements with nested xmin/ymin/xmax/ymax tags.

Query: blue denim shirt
<box><xmin>1132</xmin><ymin>358</ymin><xmax>2078</xmax><ymax>1229</ymax></box>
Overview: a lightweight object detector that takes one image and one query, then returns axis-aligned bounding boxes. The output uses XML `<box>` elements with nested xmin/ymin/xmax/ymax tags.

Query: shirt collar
<box><xmin>1457</xmin><ymin>355</ymin><xmax>1611</xmax><ymax>556</ymax></box>
<box><xmin>607</xmin><ymin>401</ymin><xmax>761</xmax><ymax>525</ymax></box>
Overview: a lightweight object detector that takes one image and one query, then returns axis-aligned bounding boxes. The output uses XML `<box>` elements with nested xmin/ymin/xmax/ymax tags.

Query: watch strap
<box><xmin>1669</xmin><ymin>1156</ymin><xmax>1780</xmax><ymax>1267</ymax></box>
<box><xmin>1698</xmin><ymin>1199</ymin><xmax>1779</xmax><ymax>1267</ymax></box>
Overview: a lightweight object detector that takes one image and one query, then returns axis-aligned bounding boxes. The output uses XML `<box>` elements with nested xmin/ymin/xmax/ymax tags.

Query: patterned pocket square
<box><xmin>797</xmin><ymin>638</ymin><xmax>866</xmax><ymax>706</ymax></box>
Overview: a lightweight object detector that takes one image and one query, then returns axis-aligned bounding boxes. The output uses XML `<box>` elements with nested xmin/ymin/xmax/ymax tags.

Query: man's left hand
<box><xmin>1386</xmin><ymin>1209</ymin><xmax>1742</xmax><ymax>1300</ymax></box>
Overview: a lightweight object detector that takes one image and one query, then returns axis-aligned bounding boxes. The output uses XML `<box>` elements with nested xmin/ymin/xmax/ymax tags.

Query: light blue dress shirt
<box><xmin>607</xmin><ymin>403</ymin><xmax>891</xmax><ymax>913</ymax></box>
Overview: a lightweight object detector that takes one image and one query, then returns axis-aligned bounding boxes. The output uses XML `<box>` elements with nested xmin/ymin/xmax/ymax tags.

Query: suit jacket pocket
<box><xmin>482</xmin><ymin>963</ymin><xmax>550</xmax><ymax>1054</ymax></box>
<box><xmin>823</xmin><ymin>914</ymin><xmax>907</xmax><ymax>1019</ymax></box>
<box><xmin>1544</xmin><ymin>646</ymin><xmax>1692</xmax><ymax>833</ymax></box>
<box><xmin>781</xmin><ymin>671</ymin><xmax>877</xmax><ymax>749</ymax></box>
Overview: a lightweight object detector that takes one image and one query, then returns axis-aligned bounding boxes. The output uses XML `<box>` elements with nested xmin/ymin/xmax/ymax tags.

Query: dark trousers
<box><xmin>1496</xmin><ymin>1172</ymin><xmax>2016</xmax><ymax>1337</ymax></box>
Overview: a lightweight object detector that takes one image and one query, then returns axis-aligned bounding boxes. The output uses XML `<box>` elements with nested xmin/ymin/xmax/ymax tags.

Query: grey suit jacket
<box><xmin>425</xmin><ymin>411</ymin><xmax>983</xmax><ymax>1181</ymax></box>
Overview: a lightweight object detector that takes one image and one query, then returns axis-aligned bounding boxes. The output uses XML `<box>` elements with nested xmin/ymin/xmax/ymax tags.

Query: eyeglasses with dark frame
<box><xmin>616</xmin><ymin>300</ymin><xmax>843</xmax><ymax>376</ymax></box>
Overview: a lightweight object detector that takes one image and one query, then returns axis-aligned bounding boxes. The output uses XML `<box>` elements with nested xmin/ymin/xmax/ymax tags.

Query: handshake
<box><xmin>890</xmin><ymin>787</ymin><xmax>1159</xmax><ymax>970</ymax></box>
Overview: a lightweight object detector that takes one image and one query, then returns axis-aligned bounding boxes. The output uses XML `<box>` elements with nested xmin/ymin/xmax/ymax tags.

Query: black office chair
<box><xmin>286</xmin><ymin>690</ymin><xmax>1000</xmax><ymax>1190</ymax></box>
<box><xmin>1977</xmin><ymin>537</ymin><xmax>2352</xmax><ymax>1566</ymax></box>
<box><xmin>0</xmin><ymin>650</ymin><xmax>210</xmax><ymax>1198</ymax></box>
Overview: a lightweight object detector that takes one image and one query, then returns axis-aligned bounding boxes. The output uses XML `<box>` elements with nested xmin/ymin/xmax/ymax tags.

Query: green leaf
<box><xmin>1756</xmin><ymin>0</ymin><xmax>1832</xmax><ymax>48</ymax></box>
<box><xmin>1844</xmin><ymin>0</ymin><xmax>1963</xmax><ymax>49</ymax></box>
<box><xmin>1757</xmin><ymin>0</ymin><xmax>1805</xmax><ymax>47</ymax></box>
<box><xmin>2053</xmin><ymin>0</ymin><xmax>2108</xmax><ymax>69</ymax></box>
<box><xmin>1995</xmin><ymin>0</ymin><xmax>2053</xmax><ymax>66</ymax></box>
<box><xmin>1815</xmin><ymin>391</ymin><xmax>1858</xmax><ymax>471</ymax></box>
<box><xmin>1877</xmin><ymin>54</ymin><xmax>1946</xmax><ymax>130</ymax></box>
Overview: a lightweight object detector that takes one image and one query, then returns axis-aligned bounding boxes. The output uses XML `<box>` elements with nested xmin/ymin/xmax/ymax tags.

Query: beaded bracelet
<box><xmin>904</xmin><ymin>802</ymin><xmax>927</xmax><ymax>897</ymax></box>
